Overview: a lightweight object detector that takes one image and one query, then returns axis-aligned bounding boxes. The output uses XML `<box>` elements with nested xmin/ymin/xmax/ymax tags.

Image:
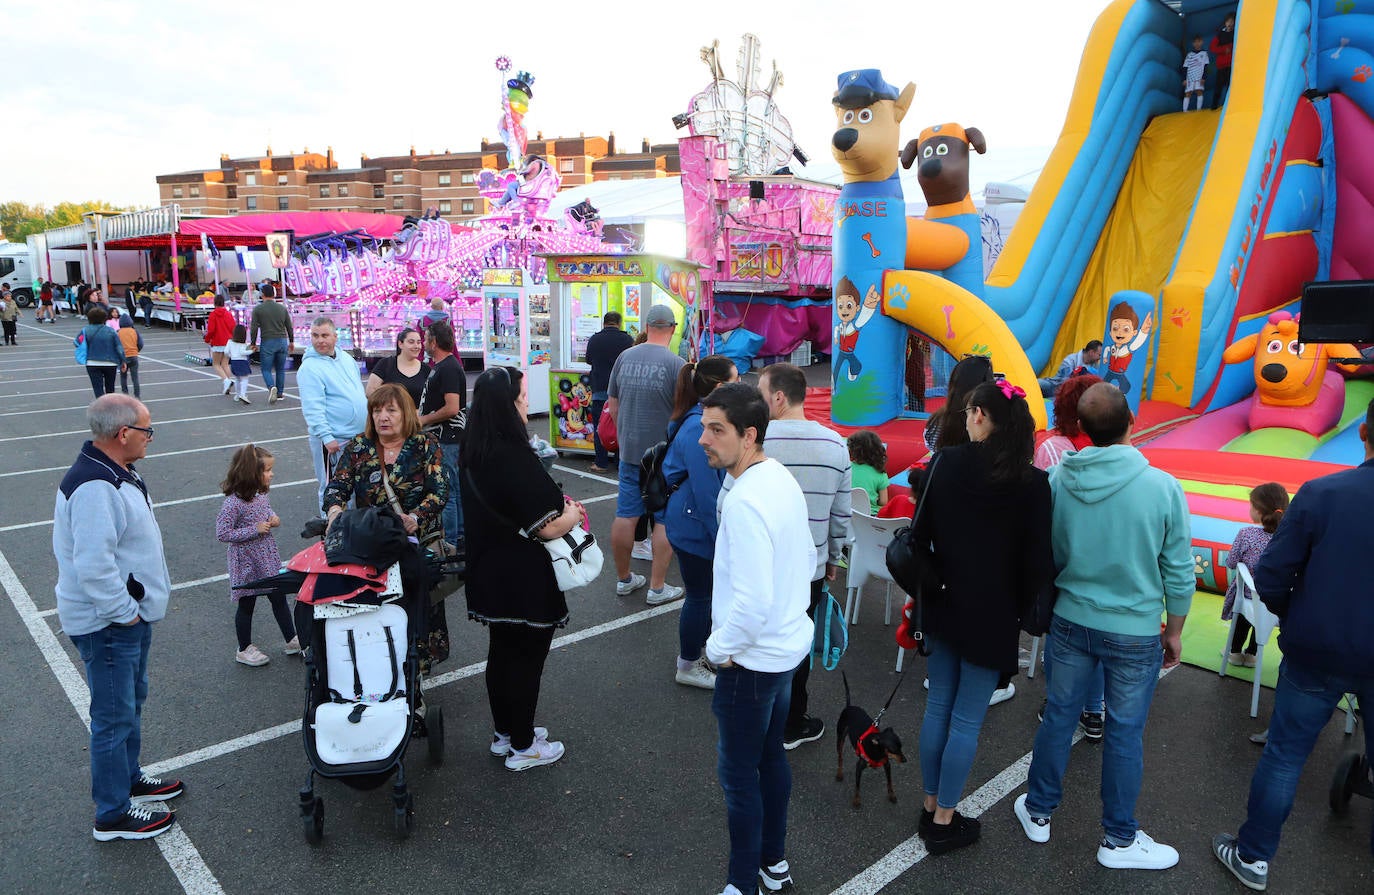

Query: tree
<box><xmin>0</xmin><ymin>200</ymin><xmax>134</xmax><ymax>243</ymax></box>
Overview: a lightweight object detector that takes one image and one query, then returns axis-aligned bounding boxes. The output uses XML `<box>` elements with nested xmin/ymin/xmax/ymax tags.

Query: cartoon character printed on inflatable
<box><xmin>1102</xmin><ymin>301</ymin><xmax>1153</xmax><ymax>394</ymax></box>
<box><xmin>902</xmin><ymin>123</ymin><xmax>988</xmax><ymax>298</ymax></box>
<box><xmin>833</xmin><ymin>277</ymin><xmax>880</xmax><ymax>383</ymax></box>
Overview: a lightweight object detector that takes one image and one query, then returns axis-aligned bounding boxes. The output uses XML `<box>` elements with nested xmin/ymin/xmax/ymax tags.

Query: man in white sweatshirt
<box><xmin>700</xmin><ymin>382</ymin><xmax>817</xmax><ymax>895</ymax></box>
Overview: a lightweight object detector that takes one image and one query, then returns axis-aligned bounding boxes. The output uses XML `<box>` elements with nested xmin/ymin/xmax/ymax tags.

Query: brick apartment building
<box><xmin>156</xmin><ymin>135</ymin><xmax>680</xmax><ymax>222</ymax></box>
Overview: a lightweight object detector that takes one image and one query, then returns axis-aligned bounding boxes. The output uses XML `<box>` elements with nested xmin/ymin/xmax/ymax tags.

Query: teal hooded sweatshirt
<box><xmin>1049</xmin><ymin>444</ymin><xmax>1194</xmax><ymax>637</ymax></box>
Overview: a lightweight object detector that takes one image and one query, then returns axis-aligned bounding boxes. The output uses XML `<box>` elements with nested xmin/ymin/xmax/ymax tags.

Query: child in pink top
<box><xmin>1222</xmin><ymin>482</ymin><xmax>1290</xmax><ymax>665</ymax></box>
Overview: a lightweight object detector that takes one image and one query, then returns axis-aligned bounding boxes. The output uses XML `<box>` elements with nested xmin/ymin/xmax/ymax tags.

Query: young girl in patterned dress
<box><xmin>1222</xmin><ymin>482</ymin><xmax>1290</xmax><ymax>665</ymax></box>
<box><xmin>217</xmin><ymin>444</ymin><xmax>297</xmax><ymax>666</ymax></box>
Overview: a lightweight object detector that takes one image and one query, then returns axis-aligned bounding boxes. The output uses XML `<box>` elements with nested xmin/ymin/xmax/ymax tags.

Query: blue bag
<box><xmin>811</xmin><ymin>583</ymin><xmax>848</xmax><ymax>671</ymax></box>
<box><xmin>73</xmin><ymin>331</ymin><xmax>87</xmax><ymax>365</ymax></box>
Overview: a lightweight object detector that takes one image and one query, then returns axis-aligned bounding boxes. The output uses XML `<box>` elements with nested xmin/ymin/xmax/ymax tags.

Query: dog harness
<box><xmin>853</xmin><ymin>673</ymin><xmax>908</xmax><ymax>768</ymax></box>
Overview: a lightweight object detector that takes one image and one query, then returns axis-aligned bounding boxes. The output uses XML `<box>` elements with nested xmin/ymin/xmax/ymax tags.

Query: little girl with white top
<box><xmin>226</xmin><ymin>324</ymin><xmax>253</xmax><ymax>404</ymax></box>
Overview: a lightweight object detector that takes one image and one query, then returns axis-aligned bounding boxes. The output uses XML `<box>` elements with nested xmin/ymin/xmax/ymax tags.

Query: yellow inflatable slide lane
<box><xmin>1044</xmin><ymin>110</ymin><xmax>1221</xmax><ymax>377</ymax></box>
<box><xmin>880</xmin><ymin>270</ymin><xmax>1048</xmax><ymax>429</ymax></box>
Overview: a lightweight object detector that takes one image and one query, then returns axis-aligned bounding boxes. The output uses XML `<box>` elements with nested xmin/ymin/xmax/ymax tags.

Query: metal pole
<box><xmin>170</xmin><ymin>232</ymin><xmax>181</xmax><ymax>313</ymax></box>
<box><xmin>92</xmin><ymin>214</ymin><xmax>110</xmax><ymax>300</ymax></box>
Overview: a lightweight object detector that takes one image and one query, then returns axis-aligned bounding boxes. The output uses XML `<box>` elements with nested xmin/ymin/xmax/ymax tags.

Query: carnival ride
<box><xmin>824</xmin><ymin>0</ymin><xmax>1374</xmax><ymax>595</ymax></box>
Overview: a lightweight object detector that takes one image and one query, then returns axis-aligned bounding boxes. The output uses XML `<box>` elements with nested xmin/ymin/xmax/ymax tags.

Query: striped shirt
<box><xmin>718</xmin><ymin>418</ymin><xmax>852</xmax><ymax>581</ymax></box>
<box><xmin>1183</xmin><ymin>50</ymin><xmax>1209</xmax><ymax>83</ymax></box>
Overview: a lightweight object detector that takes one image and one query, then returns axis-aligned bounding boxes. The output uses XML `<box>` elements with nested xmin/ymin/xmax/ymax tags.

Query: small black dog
<box><xmin>836</xmin><ymin>672</ymin><xmax>907</xmax><ymax>808</ymax></box>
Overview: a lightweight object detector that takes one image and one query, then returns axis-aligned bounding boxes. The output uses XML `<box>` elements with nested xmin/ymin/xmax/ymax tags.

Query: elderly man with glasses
<box><xmin>54</xmin><ymin>394</ymin><xmax>183</xmax><ymax>842</ymax></box>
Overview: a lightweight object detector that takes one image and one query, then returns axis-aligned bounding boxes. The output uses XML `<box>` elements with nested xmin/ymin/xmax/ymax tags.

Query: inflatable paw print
<box><xmin>1170</xmin><ymin>307</ymin><xmax>1191</xmax><ymax>328</ymax></box>
<box><xmin>1194</xmin><ymin>554</ymin><xmax>1211</xmax><ymax>576</ymax></box>
<box><xmin>1354</xmin><ymin>65</ymin><xmax>1372</xmax><ymax>83</ymax></box>
<box><xmin>886</xmin><ymin>282</ymin><xmax>911</xmax><ymax>310</ymax></box>
<box><xmin>1338</xmin><ymin>0</ymin><xmax>1356</xmax><ymax>14</ymax></box>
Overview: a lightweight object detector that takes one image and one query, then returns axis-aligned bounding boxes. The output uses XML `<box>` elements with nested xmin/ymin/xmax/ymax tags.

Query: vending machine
<box><xmin>482</xmin><ymin>267</ymin><xmax>551</xmax><ymax>415</ymax></box>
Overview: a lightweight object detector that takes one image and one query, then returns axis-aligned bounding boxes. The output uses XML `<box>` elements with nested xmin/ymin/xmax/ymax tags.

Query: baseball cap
<box><xmin>644</xmin><ymin>304</ymin><xmax>677</xmax><ymax>328</ymax></box>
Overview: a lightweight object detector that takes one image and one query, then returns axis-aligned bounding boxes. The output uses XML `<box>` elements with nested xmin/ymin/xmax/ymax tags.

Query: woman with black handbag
<box><xmin>462</xmin><ymin>366</ymin><xmax>586</xmax><ymax>771</ymax></box>
<box><xmin>910</xmin><ymin>379</ymin><xmax>1054</xmax><ymax>855</ymax></box>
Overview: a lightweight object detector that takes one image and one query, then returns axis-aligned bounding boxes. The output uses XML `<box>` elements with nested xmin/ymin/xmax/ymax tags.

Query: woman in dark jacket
<box><xmin>461</xmin><ymin>366</ymin><xmax>586</xmax><ymax>771</ymax></box>
<box><xmin>660</xmin><ymin>355</ymin><xmax>736</xmax><ymax>690</ymax></box>
<box><xmin>78</xmin><ymin>307</ymin><xmax>127</xmax><ymax>397</ymax></box>
<box><xmin>910</xmin><ymin>379</ymin><xmax>1053</xmax><ymax>855</ymax></box>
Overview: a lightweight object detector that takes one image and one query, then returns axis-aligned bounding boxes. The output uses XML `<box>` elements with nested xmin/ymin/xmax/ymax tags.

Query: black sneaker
<box><xmin>129</xmin><ymin>773</ymin><xmax>183</xmax><ymax>804</ymax></box>
<box><xmin>919</xmin><ymin>807</ymin><xmax>935</xmax><ymax>838</ymax></box>
<box><xmin>758</xmin><ymin>858</ymin><xmax>795</xmax><ymax>893</ymax></box>
<box><xmin>782</xmin><ymin>716</ymin><xmax>825</xmax><ymax>751</ymax></box>
<box><xmin>923</xmin><ymin>811</ymin><xmax>981</xmax><ymax>855</ymax></box>
<box><xmin>1213</xmin><ymin>833</ymin><xmax>1268</xmax><ymax>890</ymax></box>
<box><xmin>93</xmin><ymin>803</ymin><xmax>176</xmax><ymax>841</ymax></box>
<box><xmin>1080</xmin><ymin>712</ymin><xmax>1104</xmax><ymax>741</ymax></box>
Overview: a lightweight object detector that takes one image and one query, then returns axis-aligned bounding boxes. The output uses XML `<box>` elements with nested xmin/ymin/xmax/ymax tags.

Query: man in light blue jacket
<box><xmin>1016</xmin><ymin>383</ymin><xmax>1193</xmax><ymax>872</ymax></box>
<box><xmin>296</xmin><ymin>316</ymin><xmax>368</xmax><ymax>511</ymax></box>
<box><xmin>55</xmin><ymin>394</ymin><xmax>183</xmax><ymax>841</ymax></box>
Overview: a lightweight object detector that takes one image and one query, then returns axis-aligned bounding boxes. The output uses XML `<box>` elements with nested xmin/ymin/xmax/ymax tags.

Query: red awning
<box><xmin>100</xmin><ymin>211</ymin><xmax>410</xmax><ymax>250</ymax></box>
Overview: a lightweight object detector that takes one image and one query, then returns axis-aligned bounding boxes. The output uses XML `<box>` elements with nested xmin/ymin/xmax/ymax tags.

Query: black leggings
<box><xmin>1231</xmin><ymin>616</ymin><xmax>1257</xmax><ymax>655</ymax></box>
<box><xmin>1212</xmin><ymin>66</ymin><xmax>1232</xmax><ymax>109</ymax></box>
<box><xmin>787</xmin><ymin>578</ymin><xmax>826</xmax><ymax>729</ymax></box>
<box><xmin>486</xmin><ymin>622</ymin><xmax>555</xmax><ymax>751</ymax></box>
<box><xmin>236</xmin><ymin>593</ymin><xmax>296</xmax><ymax>651</ymax></box>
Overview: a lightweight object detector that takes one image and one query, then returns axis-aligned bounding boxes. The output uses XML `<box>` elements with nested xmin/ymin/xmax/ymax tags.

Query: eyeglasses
<box><xmin>125</xmin><ymin>425</ymin><xmax>154</xmax><ymax>439</ymax></box>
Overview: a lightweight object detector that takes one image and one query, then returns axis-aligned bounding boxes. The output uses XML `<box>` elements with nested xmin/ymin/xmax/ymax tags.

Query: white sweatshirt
<box><xmin>706</xmin><ymin>457</ymin><xmax>817</xmax><ymax>672</ymax></box>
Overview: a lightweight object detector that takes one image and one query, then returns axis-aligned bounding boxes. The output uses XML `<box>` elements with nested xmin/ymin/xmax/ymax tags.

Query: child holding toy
<box><xmin>216</xmin><ymin>444</ymin><xmax>297</xmax><ymax>667</ymax></box>
<box><xmin>1221</xmin><ymin>482</ymin><xmax>1289</xmax><ymax>665</ymax></box>
<box><xmin>1182</xmin><ymin>34</ymin><xmax>1209</xmax><ymax>111</ymax></box>
<box><xmin>848</xmin><ymin>430</ymin><xmax>890</xmax><ymax>515</ymax></box>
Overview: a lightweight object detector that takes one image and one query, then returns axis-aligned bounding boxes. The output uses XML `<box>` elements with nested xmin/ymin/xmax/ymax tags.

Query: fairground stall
<box><xmin>543</xmin><ymin>252</ymin><xmax>702</xmax><ymax>453</ymax></box>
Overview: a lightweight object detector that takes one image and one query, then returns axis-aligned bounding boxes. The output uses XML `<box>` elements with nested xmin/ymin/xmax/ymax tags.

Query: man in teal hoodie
<box><xmin>1015</xmin><ymin>383</ymin><xmax>1193</xmax><ymax>872</ymax></box>
<box><xmin>297</xmin><ymin>317</ymin><xmax>368</xmax><ymax>512</ymax></box>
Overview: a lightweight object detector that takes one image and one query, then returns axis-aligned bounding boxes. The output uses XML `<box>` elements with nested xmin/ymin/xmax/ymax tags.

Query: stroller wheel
<box><xmin>303</xmin><ymin>797</ymin><xmax>324</xmax><ymax>845</ymax></box>
<box><xmin>1330</xmin><ymin>753</ymin><xmax>1363</xmax><ymax>814</ymax></box>
<box><xmin>427</xmin><ymin>705</ymin><xmax>445</xmax><ymax>765</ymax></box>
<box><xmin>394</xmin><ymin>794</ymin><xmax>415</xmax><ymax>839</ymax></box>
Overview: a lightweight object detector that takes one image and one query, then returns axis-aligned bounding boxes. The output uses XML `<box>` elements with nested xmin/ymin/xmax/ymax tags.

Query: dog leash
<box><xmin>870</xmin><ymin>666</ymin><xmax>907</xmax><ymax>728</ymax></box>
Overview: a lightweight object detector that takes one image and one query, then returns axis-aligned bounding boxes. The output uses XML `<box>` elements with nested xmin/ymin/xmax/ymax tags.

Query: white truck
<box><xmin>0</xmin><ymin>242</ymin><xmax>37</xmax><ymax>306</ymax></box>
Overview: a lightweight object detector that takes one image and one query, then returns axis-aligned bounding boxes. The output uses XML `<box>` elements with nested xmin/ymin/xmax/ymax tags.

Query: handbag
<box><xmin>73</xmin><ymin>330</ymin><xmax>87</xmax><ymax>365</ymax></box>
<box><xmin>463</xmin><ymin>468</ymin><xmax>603</xmax><ymax>592</ymax></box>
<box><xmin>596</xmin><ymin>407</ymin><xmax>618</xmax><ymax>453</ymax></box>
<box><xmin>886</xmin><ymin>452</ymin><xmax>943</xmax><ymax>655</ymax></box>
<box><xmin>378</xmin><ymin>450</ymin><xmax>443</xmax><ymax>551</ymax></box>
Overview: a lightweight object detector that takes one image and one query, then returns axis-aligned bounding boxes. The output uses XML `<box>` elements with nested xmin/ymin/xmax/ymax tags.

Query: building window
<box><xmin>374</xmin><ymin>186</ymin><xmax>385</xmax><ymax>199</ymax></box>
<box><xmin>171</xmin><ymin>187</ymin><xmax>184</xmax><ymax>199</ymax></box>
<box><xmin>246</xmin><ymin>196</ymin><xmax>258</xmax><ymax>211</ymax></box>
<box><xmin>560</xmin><ymin>159</ymin><xmax>575</xmax><ymax>173</ymax></box>
<box><xmin>436</xmin><ymin>200</ymin><xmax>451</xmax><ymax>214</ymax></box>
<box><xmin>373</xmin><ymin>208</ymin><xmax>386</xmax><ymax>214</ymax></box>
<box><xmin>319</xmin><ymin>185</ymin><xmax>331</xmax><ymax>198</ymax></box>
<box><xmin>461</xmin><ymin>172</ymin><xmax>475</xmax><ymax>185</ymax></box>
<box><xmin>392</xmin><ymin>197</ymin><xmax>404</xmax><ymax>209</ymax></box>
<box><xmin>392</xmin><ymin>172</ymin><xmax>403</xmax><ymax>184</ymax></box>
<box><xmin>608</xmin><ymin>174</ymin><xmax>622</xmax><ymax>181</ymax></box>
<box><xmin>461</xmin><ymin>199</ymin><xmax>475</xmax><ymax>214</ymax></box>
<box><xmin>278</xmin><ymin>197</ymin><xmax>290</xmax><ymax>211</ymax></box>
<box><xmin>245</xmin><ymin>172</ymin><xmax>258</xmax><ymax>186</ymax></box>
<box><xmin>338</xmin><ymin>185</ymin><xmax>349</xmax><ymax>197</ymax></box>
<box><xmin>189</xmin><ymin>186</ymin><xmax>201</xmax><ymax>198</ymax></box>
<box><xmin>277</xmin><ymin>174</ymin><xmax>288</xmax><ymax>185</ymax></box>
<box><xmin>438</xmin><ymin>172</ymin><xmax>451</xmax><ymax>186</ymax></box>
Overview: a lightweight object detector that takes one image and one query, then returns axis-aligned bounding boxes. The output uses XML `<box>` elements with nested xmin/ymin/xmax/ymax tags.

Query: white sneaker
<box><xmin>235</xmin><ymin>645</ymin><xmax>270</xmax><ymax>667</ymax></box>
<box><xmin>234</xmin><ymin>394</ymin><xmax>251</xmax><ymax>405</ymax></box>
<box><xmin>676</xmin><ymin>657</ymin><xmax>716</xmax><ymax>690</ymax></box>
<box><xmin>989</xmin><ymin>682</ymin><xmax>1016</xmax><ymax>706</ymax></box>
<box><xmin>1096</xmin><ymin>830</ymin><xmax>1179</xmax><ymax>870</ymax></box>
<box><xmin>222</xmin><ymin>379</ymin><xmax>232</xmax><ymax>395</ymax></box>
<box><xmin>631</xmin><ymin>538</ymin><xmax>653</xmax><ymax>561</ymax></box>
<box><xmin>490</xmin><ymin>726</ymin><xmax>549</xmax><ymax>757</ymax></box>
<box><xmin>504</xmin><ymin>734</ymin><xmax>565</xmax><ymax>771</ymax></box>
<box><xmin>1014</xmin><ymin>793</ymin><xmax>1051</xmax><ymax>843</ymax></box>
<box><xmin>268</xmin><ymin>386</ymin><xmax>279</xmax><ymax>404</ymax></box>
<box><xmin>646</xmin><ymin>583</ymin><xmax>683</xmax><ymax>606</ymax></box>
<box><xmin>616</xmin><ymin>573</ymin><xmax>647</xmax><ymax>596</ymax></box>
<box><xmin>283</xmin><ymin>636</ymin><xmax>302</xmax><ymax>656</ymax></box>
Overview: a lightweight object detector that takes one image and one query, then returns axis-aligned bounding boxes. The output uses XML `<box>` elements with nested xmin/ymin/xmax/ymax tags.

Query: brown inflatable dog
<box><xmin>902</xmin><ymin>124</ymin><xmax>987</xmax><ymax>221</ymax></box>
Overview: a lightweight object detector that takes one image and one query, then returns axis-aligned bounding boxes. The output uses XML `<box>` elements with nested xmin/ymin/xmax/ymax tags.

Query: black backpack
<box><xmin>639</xmin><ymin>424</ymin><xmax>682</xmax><ymax>514</ymax></box>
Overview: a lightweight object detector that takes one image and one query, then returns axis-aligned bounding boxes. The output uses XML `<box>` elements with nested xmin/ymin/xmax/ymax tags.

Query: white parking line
<box><xmin>554</xmin><ymin>464</ymin><xmax>619</xmax><ymax>486</ymax></box>
<box><xmin>0</xmin><ymin>379</ymin><xmax>219</xmax><ymax>398</ymax></box>
<box><xmin>0</xmin><ymin>548</ymin><xmax>226</xmax><ymax>893</ymax></box>
<box><xmin>0</xmin><ymin>435</ymin><xmax>308</xmax><ymax>479</ymax></box>
<box><xmin>171</xmin><ymin>574</ymin><xmax>231</xmax><ymax>591</ymax></box>
<box><xmin>0</xmin><ymin>369</ymin><xmax>194</xmax><ymax>385</ymax></box>
<box><xmin>0</xmin><ymin>391</ymin><xmax>251</xmax><ymax>417</ymax></box>
<box><xmin>0</xmin><ymin>479</ymin><xmax>316</xmax><ymax>532</ymax></box>
<box><xmin>0</xmin><ymin>407</ymin><xmax>297</xmax><ymax>444</ymax></box>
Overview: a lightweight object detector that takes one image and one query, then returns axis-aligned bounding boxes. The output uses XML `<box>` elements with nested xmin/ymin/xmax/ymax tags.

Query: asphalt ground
<box><xmin>0</xmin><ymin>317</ymin><xmax>1370</xmax><ymax>895</ymax></box>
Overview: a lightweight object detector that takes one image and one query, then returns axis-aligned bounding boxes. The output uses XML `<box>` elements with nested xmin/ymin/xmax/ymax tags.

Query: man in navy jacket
<box><xmin>1213</xmin><ymin>397</ymin><xmax>1374</xmax><ymax>891</ymax></box>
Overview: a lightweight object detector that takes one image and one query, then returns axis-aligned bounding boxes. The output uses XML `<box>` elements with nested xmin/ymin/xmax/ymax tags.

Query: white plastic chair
<box><xmin>849</xmin><ymin>487</ymin><xmax>872</xmax><ymax>519</ymax></box>
<box><xmin>844</xmin><ymin>507</ymin><xmax>906</xmax><ymax>629</ymax></box>
<box><xmin>1219</xmin><ymin>562</ymin><xmax>1281</xmax><ymax>718</ymax></box>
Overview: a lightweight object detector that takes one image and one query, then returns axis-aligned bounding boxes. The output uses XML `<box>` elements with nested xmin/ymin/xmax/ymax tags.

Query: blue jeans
<box><xmin>713</xmin><ymin>664</ymin><xmax>796</xmax><ymax>892</ymax></box>
<box><xmin>1238</xmin><ymin>658</ymin><xmax>1374</xmax><ymax>862</ymax></box>
<box><xmin>920</xmin><ymin>635</ymin><xmax>1001</xmax><ymax>808</ymax></box>
<box><xmin>676</xmin><ymin>549</ymin><xmax>713</xmax><ymax>661</ymax></box>
<box><xmin>259</xmin><ymin>337</ymin><xmax>289</xmax><ymax>391</ymax></box>
<box><xmin>1042</xmin><ymin>630</ymin><xmax>1105</xmax><ymax>714</ymax></box>
<box><xmin>590</xmin><ymin>397</ymin><xmax>609</xmax><ymax>467</ymax></box>
<box><xmin>71</xmin><ymin>621</ymin><xmax>152</xmax><ymax>823</ymax></box>
<box><xmin>439</xmin><ymin>443</ymin><xmax>464</xmax><ymax>545</ymax></box>
<box><xmin>1026</xmin><ymin>616</ymin><xmax>1163</xmax><ymax>845</ymax></box>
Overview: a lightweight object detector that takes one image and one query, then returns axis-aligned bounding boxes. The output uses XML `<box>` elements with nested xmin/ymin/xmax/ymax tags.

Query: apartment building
<box><xmin>156</xmin><ymin>135</ymin><xmax>678</xmax><ymax>222</ymax></box>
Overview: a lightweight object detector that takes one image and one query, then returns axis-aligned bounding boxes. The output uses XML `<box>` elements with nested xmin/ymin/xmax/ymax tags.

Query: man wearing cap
<box><xmin>604</xmin><ymin>304</ymin><xmax>686</xmax><ymax>605</ymax></box>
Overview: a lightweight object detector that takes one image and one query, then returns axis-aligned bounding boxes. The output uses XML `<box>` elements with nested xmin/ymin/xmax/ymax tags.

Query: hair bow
<box><xmin>996</xmin><ymin>379</ymin><xmax>1026</xmax><ymax>401</ymax></box>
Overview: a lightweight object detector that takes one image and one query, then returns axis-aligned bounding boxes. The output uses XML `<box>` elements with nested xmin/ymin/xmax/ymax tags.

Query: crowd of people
<box><xmin>50</xmin><ymin>303</ymin><xmax>1374</xmax><ymax>892</ymax></box>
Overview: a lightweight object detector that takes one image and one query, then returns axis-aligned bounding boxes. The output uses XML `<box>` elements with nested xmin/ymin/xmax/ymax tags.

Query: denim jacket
<box><xmin>661</xmin><ymin>405</ymin><xmax>724</xmax><ymax>559</ymax></box>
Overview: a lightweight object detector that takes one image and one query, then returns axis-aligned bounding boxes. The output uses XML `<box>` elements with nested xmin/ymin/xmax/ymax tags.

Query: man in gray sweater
<box><xmin>55</xmin><ymin>394</ymin><xmax>182</xmax><ymax>841</ymax></box>
<box><xmin>248</xmin><ymin>283</ymin><xmax>295</xmax><ymax>404</ymax></box>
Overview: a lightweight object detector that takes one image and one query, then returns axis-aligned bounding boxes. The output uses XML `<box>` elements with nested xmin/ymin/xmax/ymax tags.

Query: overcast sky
<box><xmin>3</xmin><ymin>0</ymin><xmax>1110</xmax><ymax>208</ymax></box>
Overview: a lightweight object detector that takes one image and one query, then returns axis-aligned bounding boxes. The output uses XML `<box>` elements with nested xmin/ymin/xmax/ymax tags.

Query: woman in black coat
<box><xmin>910</xmin><ymin>379</ymin><xmax>1053</xmax><ymax>855</ymax></box>
<box><xmin>461</xmin><ymin>366</ymin><xmax>586</xmax><ymax>772</ymax></box>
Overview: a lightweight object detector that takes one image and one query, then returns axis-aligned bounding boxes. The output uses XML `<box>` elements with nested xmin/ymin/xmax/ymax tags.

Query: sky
<box><xmin>2</xmin><ymin>0</ymin><xmax>1112</xmax><ymax>209</ymax></box>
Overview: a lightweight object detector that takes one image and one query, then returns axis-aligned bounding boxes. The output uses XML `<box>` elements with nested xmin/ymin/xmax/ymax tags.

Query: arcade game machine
<box><xmin>482</xmin><ymin>267</ymin><xmax>551</xmax><ymax>415</ymax></box>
